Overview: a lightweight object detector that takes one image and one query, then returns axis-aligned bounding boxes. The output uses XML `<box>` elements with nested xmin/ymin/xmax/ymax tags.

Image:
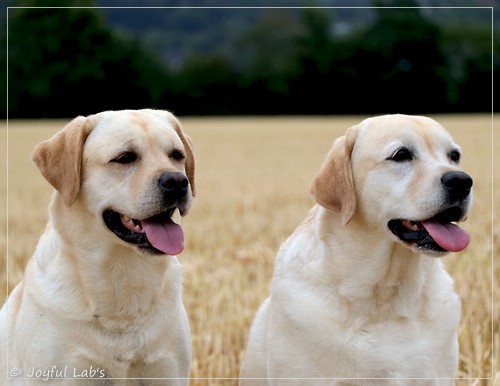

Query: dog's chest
<box><xmin>76</xmin><ymin>321</ymin><xmax>178</xmax><ymax>378</ymax></box>
<box><xmin>275</xmin><ymin>317</ymin><xmax>452</xmax><ymax>380</ymax></box>
<box><xmin>272</xmin><ymin>278</ymin><xmax>459</xmax><ymax>378</ymax></box>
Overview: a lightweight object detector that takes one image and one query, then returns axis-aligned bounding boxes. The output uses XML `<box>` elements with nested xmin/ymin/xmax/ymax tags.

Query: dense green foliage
<box><xmin>4</xmin><ymin>1</ymin><xmax>497</xmax><ymax>117</ymax></box>
<box><xmin>6</xmin><ymin>2</ymin><xmax>169</xmax><ymax>117</ymax></box>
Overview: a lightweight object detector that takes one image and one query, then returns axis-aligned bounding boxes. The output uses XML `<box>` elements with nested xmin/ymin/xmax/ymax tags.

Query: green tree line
<box><xmin>3</xmin><ymin>1</ymin><xmax>497</xmax><ymax>118</ymax></box>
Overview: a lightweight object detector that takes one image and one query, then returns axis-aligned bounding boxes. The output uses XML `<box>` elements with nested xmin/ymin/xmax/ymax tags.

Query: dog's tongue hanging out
<box><xmin>142</xmin><ymin>217</ymin><xmax>184</xmax><ymax>255</ymax></box>
<box><xmin>422</xmin><ymin>220</ymin><xmax>470</xmax><ymax>252</ymax></box>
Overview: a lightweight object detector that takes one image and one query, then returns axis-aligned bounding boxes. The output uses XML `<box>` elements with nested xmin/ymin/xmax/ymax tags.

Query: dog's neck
<box><xmin>282</xmin><ymin>205</ymin><xmax>445</xmax><ymax>321</ymax></box>
<box><xmin>32</xmin><ymin>194</ymin><xmax>183</xmax><ymax>331</ymax></box>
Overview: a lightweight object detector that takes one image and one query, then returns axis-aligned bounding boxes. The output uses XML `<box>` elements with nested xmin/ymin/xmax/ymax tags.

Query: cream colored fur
<box><xmin>240</xmin><ymin>114</ymin><xmax>472</xmax><ymax>386</ymax></box>
<box><xmin>1</xmin><ymin>109</ymin><xmax>195</xmax><ymax>385</ymax></box>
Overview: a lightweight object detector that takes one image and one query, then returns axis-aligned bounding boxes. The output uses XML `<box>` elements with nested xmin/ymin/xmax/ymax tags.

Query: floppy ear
<box><xmin>310</xmin><ymin>126</ymin><xmax>358</xmax><ymax>225</ymax></box>
<box><xmin>166</xmin><ymin>112</ymin><xmax>196</xmax><ymax>197</ymax></box>
<box><xmin>32</xmin><ymin>116</ymin><xmax>93</xmax><ymax>207</ymax></box>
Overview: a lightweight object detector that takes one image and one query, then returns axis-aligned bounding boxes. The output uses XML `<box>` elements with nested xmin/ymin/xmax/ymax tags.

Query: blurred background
<box><xmin>2</xmin><ymin>0</ymin><xmax>497</xmax><ymax>118</ymax></box>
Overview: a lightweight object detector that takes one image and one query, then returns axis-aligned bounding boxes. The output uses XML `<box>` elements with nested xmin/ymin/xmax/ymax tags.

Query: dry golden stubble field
<box><xmin>0</xmin><ymin>115</ymin><xmax>498</xmax><ymax>385</ymax></box>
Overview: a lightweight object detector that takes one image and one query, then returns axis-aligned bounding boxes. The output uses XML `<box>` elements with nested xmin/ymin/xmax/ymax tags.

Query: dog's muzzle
<box><xmin>389</xmin><ymin>171</ymin><xmax>473</xmax><ymax>254</ymax></box>
<box><xmin>103</xmin><ymin>172</ymin><xmax>191</xmax><ymax>255</ymax></box>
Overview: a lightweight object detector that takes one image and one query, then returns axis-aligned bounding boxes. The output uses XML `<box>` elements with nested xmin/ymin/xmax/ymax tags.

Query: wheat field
<box><xmin>0</xmin><ymin>115</ymin><xmax>498</xmax><ymax>385</ymax></box>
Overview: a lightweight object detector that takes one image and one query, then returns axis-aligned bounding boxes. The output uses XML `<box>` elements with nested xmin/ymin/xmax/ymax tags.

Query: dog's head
<box><xmin>311</xmin><ymin>114</ymin><xmax>473</xmax><ymax>256</ymax></box>
<box><xmin>32</xmin><ymin>109</ymin><xmax>195</xmax><ymax>256</ymax></box>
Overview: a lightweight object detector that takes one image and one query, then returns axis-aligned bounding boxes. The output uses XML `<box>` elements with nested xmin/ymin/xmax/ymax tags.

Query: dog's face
<box><xmin>32</xmin><ymin>109</ymin><xmax>195</xmax><ymax>256</ymax></box>
<box><xmin>311</xmin><ymin>114</ymin><xmax>473</xmax><ymax>256</ymax></box>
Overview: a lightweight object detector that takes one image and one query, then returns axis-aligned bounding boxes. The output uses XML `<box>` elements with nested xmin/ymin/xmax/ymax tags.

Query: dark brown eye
<box><xmin>449</xmin><ymin>150</ymin><xmax>461</xmax><ymax>163</ymax></box>
<box><xmin>111</xmin><ymin>152</ymin><xmax>137</xmax><ymax>164</ymax></box>
<box><xmin>170</xmin><ymin>150</ymin><xmax>185</xmax><ymax>161</ymax></box>
<box><xmin>389</xmin><ymin>147</ymin><xmax>413</xmax><ymax>162</ymax></box>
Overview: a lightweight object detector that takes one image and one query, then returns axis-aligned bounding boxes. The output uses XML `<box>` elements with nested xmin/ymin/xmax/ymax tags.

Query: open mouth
<box><xmin>388</xmin><ymin>206</ymin><xmax>470</xmax><ymax>253</ymax></box>
<box><xmin>103</xmin><ymin>209</ymin><xmax>184</xmax><ymax>255</ymax></box>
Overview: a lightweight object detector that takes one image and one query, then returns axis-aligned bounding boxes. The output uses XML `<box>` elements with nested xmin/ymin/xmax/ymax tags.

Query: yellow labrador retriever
<box><xmin>1</xmin><ymin>109</ymin><xmax>195</xmax><ymax>385</ymax></box>
<box><xmin>240</xmin><ymin>115</ymin><xmax>472</xmax><ymax>385</ymax></box>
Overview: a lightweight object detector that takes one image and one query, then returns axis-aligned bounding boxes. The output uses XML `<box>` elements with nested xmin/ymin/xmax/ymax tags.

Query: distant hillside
<box><xmin>98</xmin><ymin>2</ymin><xmax>266</xmax><ymax>68</ymax></box>
<box><xmin>96</xmin><ymin>1</ymin><xmax>379</xmax><ymax>68</ymax></box>
<box><xmin>4</xmin><ymin>1</ymin><xmax>496</xmax><ymax>117</ymax></box>
<box><xmin>97</xmin><ymin>0</ymin><xmax>497</xmax><ymax>69</ymax></box>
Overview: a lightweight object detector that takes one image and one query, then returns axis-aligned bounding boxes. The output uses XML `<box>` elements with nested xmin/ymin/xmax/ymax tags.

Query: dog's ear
<box><xmin>310</xmin><ymin>126</ymin><xmax>358</xmax><ymax>225</ymax></box>
<box><xmin>32</xmin><ymin>116</ymin><xmax>93</xmax><ymax>207</ymax></box>
<box><xmin>167</xmin><ymin>113</ymin><xmax>196</xmax><ymax>197</ymax></box>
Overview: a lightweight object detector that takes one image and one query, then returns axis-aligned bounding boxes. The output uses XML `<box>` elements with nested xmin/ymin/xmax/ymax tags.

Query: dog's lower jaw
<box><xmin>388</xmin><ymin>205</ymin><xmax>470</xmax><ymax>255</ymax></box>
<box><xmin>103</xmin><ymin>208</ymin><xmax>186</xmax><ymax>256</ymax></box>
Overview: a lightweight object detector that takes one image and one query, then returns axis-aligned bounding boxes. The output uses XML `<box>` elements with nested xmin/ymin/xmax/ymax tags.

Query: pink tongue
<box><xmin>141</xmin><ymin>217</ymin><xmax>184</xmax><ymax>255</ymax></box>
<box><xmin>422</xmin><ymin>221</ymin><xmax>470</xmax><ymax>252</ymax></box>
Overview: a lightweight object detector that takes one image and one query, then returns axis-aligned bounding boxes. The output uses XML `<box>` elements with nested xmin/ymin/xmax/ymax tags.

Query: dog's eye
<box><xmin>111</xmin><ymin>152</ymin><xmax>137</xmax><ymax>164</ymax></box>
<box><xmin>449</xmin><ymin>150</ymin><xmax>461</xmax><ymax>163</ymax></box>
<box><xmin>170</xmin><ymin>150</ymin><xmax>185</xmax><ymax>161</ymax></box>
<box><xmin>389</xmin><ymin>148</ymin><xmax>413</xmax><ymax>162</ymax></box>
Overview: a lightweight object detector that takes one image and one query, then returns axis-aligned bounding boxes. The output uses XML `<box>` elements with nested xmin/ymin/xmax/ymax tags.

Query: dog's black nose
<box><xmin>441</xmin><ymin>171</ymin><xmax>473</xmax><ymax>202</ymax></box>
<box><xmin>158</xmin><ymin>172</ymin><xmax>189</xmax><ymax>198</ymax></box>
